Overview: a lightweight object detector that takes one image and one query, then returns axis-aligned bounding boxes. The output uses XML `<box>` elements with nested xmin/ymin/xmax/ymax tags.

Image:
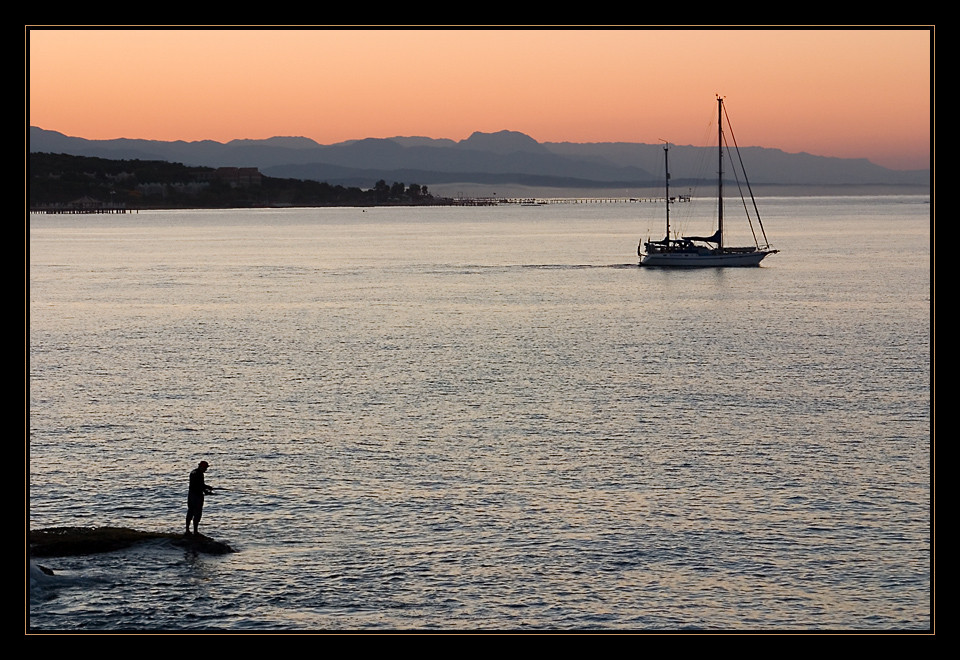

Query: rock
<box><xmin>169</xmin><ymin>532</ymin><xmax>236</xmax><ymax>555</ymax></box>
<box><xmin>29</xmin><ymin>526</ymin><xmax>236</xmax><ymax>557</ymax></box>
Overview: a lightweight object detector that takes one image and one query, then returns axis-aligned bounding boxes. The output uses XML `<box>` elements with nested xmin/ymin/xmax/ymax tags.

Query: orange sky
<box><xmin>27</xmin><ymin>28</ymin><xmax>932</xmax><ymax>170</ymax></box>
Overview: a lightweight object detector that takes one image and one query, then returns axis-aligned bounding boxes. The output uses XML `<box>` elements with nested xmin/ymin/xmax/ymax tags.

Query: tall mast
<box><xmin>717</xmin><ymin>95</ymin><xmax>724</xmax><ymax>249</ymax></box>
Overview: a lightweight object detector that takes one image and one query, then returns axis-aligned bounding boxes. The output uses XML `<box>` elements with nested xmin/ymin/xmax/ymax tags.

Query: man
<box><xmin>186</xmin><ymin>460</ymin><xmax>214</xmax><ymax>536</ymax></box>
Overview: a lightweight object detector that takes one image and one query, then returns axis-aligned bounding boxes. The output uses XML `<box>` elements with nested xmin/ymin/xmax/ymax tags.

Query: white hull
<box><xmin>640</xmin><ymin>248</ymin><xmax>775</xmax><ymax>267</ymax></box>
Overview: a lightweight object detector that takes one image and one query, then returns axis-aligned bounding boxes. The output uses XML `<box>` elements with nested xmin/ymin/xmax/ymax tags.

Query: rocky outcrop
<box><xmin>29</xmin><ymin>526</ymin><xmax>236</xmax><ymax>557</ymax></box>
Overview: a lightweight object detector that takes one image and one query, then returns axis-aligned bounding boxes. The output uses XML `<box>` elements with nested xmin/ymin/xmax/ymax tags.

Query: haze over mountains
<box><xmin>29</xmin><ymin>126</ymin><xmax>929</xmax><ymax>194</ymax></box>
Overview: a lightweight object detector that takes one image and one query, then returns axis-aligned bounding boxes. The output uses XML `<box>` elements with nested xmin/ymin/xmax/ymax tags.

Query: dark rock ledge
<box><xmin>30</xmin><ymin>526</ymin><xmax>236</xmax><ymax>557</ymax></box>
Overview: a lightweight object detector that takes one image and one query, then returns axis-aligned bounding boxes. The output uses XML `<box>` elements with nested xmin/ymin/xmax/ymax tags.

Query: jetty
<box><xmin>31</xmin><ymin>196</ymin><xmax>129</xmax><ymax>214</ymax></box>
<box><xmin>450</xmin><ymin>195</ymin><xmax>691</xmax><ymax>206</ymax></box>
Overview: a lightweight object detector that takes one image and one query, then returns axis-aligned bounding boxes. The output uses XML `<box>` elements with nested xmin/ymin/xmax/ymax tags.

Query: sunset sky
<box><xmin>27</xmin><ymin>28</ymin><xmax>932</xmax><ymax>170</ymax></box>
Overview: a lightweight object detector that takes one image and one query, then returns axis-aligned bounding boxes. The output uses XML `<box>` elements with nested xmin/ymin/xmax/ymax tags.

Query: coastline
<box><xmin>428</xmin><ymin>182</ymin><xmax>932</xmax><ymax>200</ymax></box>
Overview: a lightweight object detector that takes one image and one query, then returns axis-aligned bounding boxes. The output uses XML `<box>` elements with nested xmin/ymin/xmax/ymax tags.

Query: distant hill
<box><xmin>29</xmin><ymin>126</ymin><xmax>930</xmax><ymax>192</ymax></box>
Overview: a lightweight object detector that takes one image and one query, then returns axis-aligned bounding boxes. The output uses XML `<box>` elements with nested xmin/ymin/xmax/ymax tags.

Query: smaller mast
<box><xmin>662</xmin><ymin>139</ymin><xmax>671</xmax><ymax>242</ymax></box>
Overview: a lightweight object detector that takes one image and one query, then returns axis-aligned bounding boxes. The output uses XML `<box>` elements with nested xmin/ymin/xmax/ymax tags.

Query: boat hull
<box><xmin>640</xmin><ymin>248</ymin><xmax>776</xmax><ymax>267</ymax></box>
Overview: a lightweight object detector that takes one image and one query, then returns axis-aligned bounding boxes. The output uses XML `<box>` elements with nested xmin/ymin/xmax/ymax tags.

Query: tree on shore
<box><xmin>30</xmin><ymin>154</ymin><xmax>442</xmax><ymax>209</ymax></box>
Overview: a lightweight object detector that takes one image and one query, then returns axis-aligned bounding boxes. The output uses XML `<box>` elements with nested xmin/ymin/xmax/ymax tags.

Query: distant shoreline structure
<box><xmin>429</xmin><ymin>182</ymin><xmax>932</xmax><ymax>200</ymax></box>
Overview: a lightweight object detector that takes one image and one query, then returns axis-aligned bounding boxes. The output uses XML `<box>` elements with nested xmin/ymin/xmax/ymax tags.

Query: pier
<box><xmin>450</xmin><ymin>195</ymin><xmax>691</xmax><ymax>206</ymax></box>
<box><xmin>30</xmin><ymin>196</ymin><xmax>129</xmax><ymax>214</ymax></box>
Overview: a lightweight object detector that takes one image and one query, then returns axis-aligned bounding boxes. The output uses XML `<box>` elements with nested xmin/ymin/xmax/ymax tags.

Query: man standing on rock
<box><xmin>186</xmin><ymin>460</ymin><xmax>214</xmax><ymax>536</ymax></box>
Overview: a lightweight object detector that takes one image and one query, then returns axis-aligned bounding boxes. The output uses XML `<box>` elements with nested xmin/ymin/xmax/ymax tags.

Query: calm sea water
<box><xmin>28</xmin><ymin>196</ymin><xmax>931</xmax><ymax>631</ymax></box>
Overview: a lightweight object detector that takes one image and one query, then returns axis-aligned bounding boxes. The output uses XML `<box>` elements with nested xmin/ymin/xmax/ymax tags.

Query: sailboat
<box><xmin>639</xmin><ymin>96</ymin><xmax>778</xmax><ymax>267</ymax></box>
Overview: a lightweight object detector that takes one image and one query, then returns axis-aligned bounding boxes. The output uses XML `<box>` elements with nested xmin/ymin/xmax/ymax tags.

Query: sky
<box><xmin>27</xmin><ymin>27</ymin><xmax>932</xmax><ymax>170</ymax></box>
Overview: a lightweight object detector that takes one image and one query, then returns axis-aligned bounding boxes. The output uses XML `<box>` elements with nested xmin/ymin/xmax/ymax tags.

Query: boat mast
<box><xmin>663</xmin><ymin>140</ymin><xmax>670</xmax><ymax>241</ymax></box>
<box><xmin>717</xmin><ymin>95</ymin><xmax>724</xmax><ymax>250</ymax></box>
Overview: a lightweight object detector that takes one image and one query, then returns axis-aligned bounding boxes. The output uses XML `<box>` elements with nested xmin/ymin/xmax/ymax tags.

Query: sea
<box><xmin>27</xmin><ymin>195</ymin><xmax>932</xmax><ymax>632</ymax></box>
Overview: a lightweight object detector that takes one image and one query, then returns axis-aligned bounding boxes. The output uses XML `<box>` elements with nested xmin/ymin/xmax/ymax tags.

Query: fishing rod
<box><xmin>211</xmin><ymin>486</ymin><xmax>285</xmax><ymax>497</ymax></box>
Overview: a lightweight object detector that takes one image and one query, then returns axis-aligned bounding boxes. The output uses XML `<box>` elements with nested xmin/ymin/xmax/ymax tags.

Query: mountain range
<box><xmin>29</xmin><ymin>126</ymin><xmax>930</xmax><ymax>193</ymax></box>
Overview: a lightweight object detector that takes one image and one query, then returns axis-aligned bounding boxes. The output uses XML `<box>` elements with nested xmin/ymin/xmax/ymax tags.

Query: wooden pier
<box><xmin>30</xmin><ymin>196</ymin><xmax>129</xmax><ymax>214</ymax></box>
<box><xmin>451</xmin><ymin>195</ymin><xmax>690</xmax><ymax>206</ymax></box>
<box><xmin>32</xmin><ymin>205</ymin><xmax>130</xmax><ymax>214</ymax></box>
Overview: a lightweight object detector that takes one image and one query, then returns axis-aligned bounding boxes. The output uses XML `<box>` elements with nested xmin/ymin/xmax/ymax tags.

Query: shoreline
<box><xmin>27</xmin><ymin>185</ymin><xmax>932</xmax><ymax>216</ymax></box>
<box><xmin>428</xmin><ymin>183</ymin><xmax>931</xmax><ymax>200</ymax></box>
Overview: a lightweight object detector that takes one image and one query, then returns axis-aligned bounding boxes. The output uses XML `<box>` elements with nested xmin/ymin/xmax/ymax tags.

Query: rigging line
<box><xmin>720</xmin><ymin>110</ymin><xmax>760</xmax><ymax>247</ymax></box>
<box><xmin>721</xmin><ymin>131</ymin><xmax>761</xmax><ymax>248</ymax></box>
<box><xmin>727</xmin><ymin>137</ymin><xmax>760</xmax><ymax>248</ymax></box>
<box><xmin>722</xmin><ymin>101</ymin><xmax>772</xmax><ymax>248</ymax></box>
<box><xmin>675</xmin><ymin>143</ymin><xmax>714</xmax><ymax>234</ymax></box>
<box><xmin>694</xmin><ymin>113</ymin><xmax>721</xmax><ymax>231</ymax></box>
